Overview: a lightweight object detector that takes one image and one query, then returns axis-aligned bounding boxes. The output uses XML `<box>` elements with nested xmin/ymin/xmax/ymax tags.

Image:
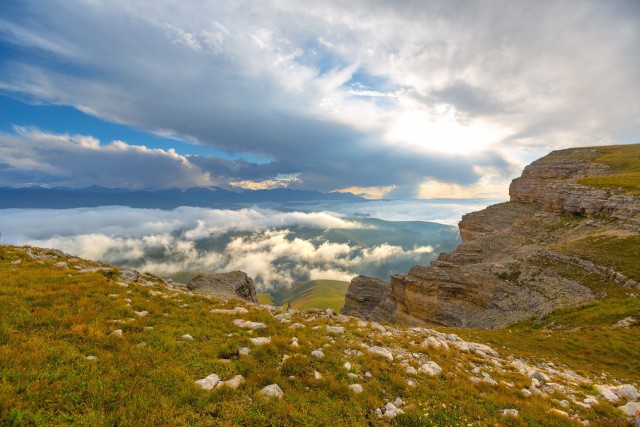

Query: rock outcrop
<box><xmin>342</xmin><ymin>145</ymin><xmax>640</xmax><ymax>328</ymax></box>
<box><xmin>186</xmin><ymin>271</ymin><xmax>257</xmax><ymax>303</ymax></box>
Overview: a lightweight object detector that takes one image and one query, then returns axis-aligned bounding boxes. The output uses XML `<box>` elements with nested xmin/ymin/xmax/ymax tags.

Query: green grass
<box><xmin>577</xmin><ymin>144</ymin><xmax>640</xmax><ymax>194</ymax></box>
<box><xmin>268</xmin><ymin>280</ymin><xmax>350</xmax><ymax>312</ymax></box>
<box><xmin>257</xmin><ymin>293</ymin><xmax>274</xmax><ymax>305</ymax></box>
<box><xmin>0</xmin><ymin>246</ymin><xmax>632</xmax><ymax>426</ymax></box>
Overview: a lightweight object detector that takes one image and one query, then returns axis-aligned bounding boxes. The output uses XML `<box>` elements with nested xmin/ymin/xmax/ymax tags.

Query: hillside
<box><xmin>2</xmin><ymin>246</ymin><xmax>638</xmax><ymax>425</ymax></box>
<box><xmin>268</xmin><ymin>280</ymin><xmax>350</xmax><ymax>313</ymax></box>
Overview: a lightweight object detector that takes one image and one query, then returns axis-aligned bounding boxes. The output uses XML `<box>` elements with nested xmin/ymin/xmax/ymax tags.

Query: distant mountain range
<box><xmin>0</xmin><ymin>186</ymin><xmax>364</xmax><ymax>209</ymax></box>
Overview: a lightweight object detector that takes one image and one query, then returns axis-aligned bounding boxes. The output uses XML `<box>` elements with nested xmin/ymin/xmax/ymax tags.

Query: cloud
<box><xmin>1</xmin><ymin>0</ymin><xmax>638</xmax><ymax>196</ymax></box>
<box><xmin>0</xmin><ymin>127</ymin><xmax>213</xmax><ymax>189</ymax></box>
<box><xmin>0</xmin><ymin>206</ymin><xmax>447</xmax><ymax>289</ymax></box>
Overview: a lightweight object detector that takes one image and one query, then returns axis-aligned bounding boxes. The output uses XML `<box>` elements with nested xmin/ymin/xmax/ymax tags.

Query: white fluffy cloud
<box><xmin>3</xmin><ymin>1</ymin><xmax>637</xmax><ymax>195</ymax></box>
<box><xmin>0</xmin><ymin>127</ymin><xmax>213</xmax><ymax>188</ymax></box>
<box><xmin>0</xmin><ymin>206</ymin><xmax>443</xmax><ymax>289</ymax></box>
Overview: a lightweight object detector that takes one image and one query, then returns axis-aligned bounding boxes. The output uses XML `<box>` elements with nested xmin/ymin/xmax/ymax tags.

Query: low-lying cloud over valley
<box><xmin>0</xmin><ymin>206</ymin><xmax>459</xmax><ymax>289</ymax></box>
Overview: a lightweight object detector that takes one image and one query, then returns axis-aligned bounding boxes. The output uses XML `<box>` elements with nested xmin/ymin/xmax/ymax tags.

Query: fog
<box><xmin>0</xmin><ymin>205</ymin><xmax>465</xmax><ymax>289</ymax></box>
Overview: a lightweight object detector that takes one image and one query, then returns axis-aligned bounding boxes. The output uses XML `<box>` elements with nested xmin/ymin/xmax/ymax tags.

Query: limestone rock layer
<box><xmin>341</xmin><ymin>146</ymin><xmax>640</xmax><ymax>328</ymax></box>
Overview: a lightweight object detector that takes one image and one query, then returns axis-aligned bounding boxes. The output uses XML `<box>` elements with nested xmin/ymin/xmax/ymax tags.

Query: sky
<box><xmin>1</xmin><ymin>0</ymin><xmax>639</xmax><ymax>198</ymax></box>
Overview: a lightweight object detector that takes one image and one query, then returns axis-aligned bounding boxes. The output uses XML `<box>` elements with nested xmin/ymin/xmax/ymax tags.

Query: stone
<box><xmin>348</xmin><ymin>384</ymin><xmax>364</xmax><ymax>394</ymax></box>
<box><xmin>393</xmin><ymin>397</ymin><xmax>404</xmax><ymax>407</ymax></box>
<box><xmin>326</xmin><ymin>326</ymin><xmax>345</xmax><ymax>334</ymax></box>
<box><xmin>311</xmin><ymin>349</ymin><xmax>325</xmax><ymax>358</ymax></box>
<box><xmin>110</xmin><ymin>329</ymin><xmax>123</xmax><ymax>338</ymax></box>
<box><xmin>289</xmin><ymin>323</ymin><xmax>306</xmax><ymax>329</ymax></box>
<box><xmin>250</xmin><ymin>337</ymin><xmax>271</xmax><ymax>346</ymax></box>
<box><xmin>216</xmin><ymin>375</ymin><xmax>245</xmax><ymax>390</ymax></box>
<box><xmin>611</xmin><ymin>384</ymin><xmax>638</xmax><ymax>401</ymax></box>
<box><xmin>367</xmin><ymin>346</ymin><xmax>393</xmax><ymax>361</ymax></box>
<box><xmin>419</xmin><ymin>361</ymin><xmax>442</xmax><ymax>376</ymax></box>
<box><xmin>239</xmin><ymin>347</ymin><xmax>251</xmax><ymax>355</ymax></box>
<box><xmin>314</xmin><ymin>370</ymin><xmax>323</xmax><ymax>380</ymax></box>
<box><xmin>344</xmin><ymin>362</ymin><xmax>352</xmax><ymax>371</ymax></box>
<box><xmin>501</xmin><ymin>409</ymin><xmax>519</xmax><ymax>417</ymax></box>
<box><xmin>613</xmin><ymin>316</ymin><xmax>637</xmax><ymax>327</ymax></box>
<box><xmin>187</xmin><ymin>271</ymin><xmax>257</xmax><ymax>303</ymax></box>
<box><xmin>233</xmin><ymin>320</ymin><xmax>267</xmax><ymax>330</ymax></box>
<box><xmin>54</xmin><ymin>261</ymin><xmax>68</xmax><ymax>269</ymax></box>
<box><xmin>133</xmin><ymin>310</ymin><xmax>149</xmax><ymax>318</ymax></box>
<box><xmin>260</xmin><ymin>384</ymin><xmax>284</xmax><ymax>399</ymax></box>
<box><xmin>405</xmin><ymin>366</ymin><xmax>418</xmax><ymax>375</ymax></box>
<box><xmin>181</xmin><ymin>334</ymin><xmax>194</xmax><ymax>341</ymax></box>
<box><xmin>618</xmin><ymin>401</ymin><xmax>640</xmax><ymax>417</ymax></box>
<box><xmin>383</xmin><ymin>402</ymin><xmax>403</xmax><ymax>418</ymax></box>
<box><xmin>531</xmin><ymin>370</ymin><xmax>550</xmax><ymax>383</ymax></box>
<box><xmin>195</xmin><ymin>373</ymin><xmax>221</xmax><ymax>390</ymax></box>
<box><xmin>85</xmin><ymin>355</ymin><xmax>96</xmax><ymax>360</ymax></box>
<box><xmin>596</xmin><ymin>385</ymin><xmax>620</xmax><ymax>402</ymax></box>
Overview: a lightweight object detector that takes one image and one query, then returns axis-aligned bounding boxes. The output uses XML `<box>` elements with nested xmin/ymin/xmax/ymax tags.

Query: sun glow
<box><xmin>386</xmin><ymin>106</ymin><xmax>509</xmax><ymax>155</ymax></box>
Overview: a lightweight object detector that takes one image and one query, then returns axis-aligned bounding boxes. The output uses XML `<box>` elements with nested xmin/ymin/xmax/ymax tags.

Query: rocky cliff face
<box><xmin>341</xmin><ymin>146</ymin><xmax>640</xmax><ymax>328</ymax></box>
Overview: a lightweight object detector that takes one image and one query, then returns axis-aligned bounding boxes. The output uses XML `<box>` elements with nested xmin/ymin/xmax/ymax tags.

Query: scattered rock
<box><xmin>238</xmin><ymin>347</ymin><xmax>251</xmax><ymax>355</ymax></box>
<box><xmin>260</xmin><ymin>384</ymin><xmax>284</xmax><ymax>399</ymax></box>
<box><xmin>54</xmin><ymin>261</ymin><xmax>68</xmax><ymax>269</ymax></box>
<box><xmin>110</xmin><ymin>329</ymin><xmax>123</xmax><ymax>338</ymax></box>
<box><xmin>596</xmin><ymin>385</ymin><xmax>620</xmax><ymax>402</ymax></box>
<box><xmin>349</xmin><ymin>384</ymin><xmax>364</xmax><ymax>394</ymax></box>
<box><xmin>181</xmin><ymin>334</ymin><xmax>194</xmax><ymax>341</ymax></box>
<box><xmin>195</xmin><ymin>373</ymin><xmax>221</xmax><ymax>390</ymax></box>
<box><xmin>233</xmin><ymin>319</ymin><xmax>267</xmax><ymax>330</ymax></box>
<box><xmin>611</xmin><ymin>384</ymin><xmax>638</xmax><ymax>401</ymax></box>
<box><xmin>133</xmin><ymin>310</ymin><xmax>149</xmax><ymax>318</ymax></box>
<box><xmin>289</xmin><ymin>323</ymin><xmax>306</xmax><ymax>329</ymax></box>
<box><xmin>85</xmin><ymin>355</ymin><xmax>96</xmax><ymax>360</ymax></box>
<box><xmin>216</xmin><ymin>375</ymin><xmax>245</xmax><ymax>390</ymax></box>
<box><xmin>187</xmin><ymin>271</ymin><xmax>257</xmax><ymax>303</ymax></box>
<box><xmin>618</xmin><ymin>401</ymin><xmax>640</xmax><ymax>417</ymax></box>
<box><xmin>419</xmin><ymin>361</ymin><xmax>442</xmax><ymax>376</ymax></box>
<box><xmin>501</xmin><ymin>409</ymin><xmax>519</xmax><ymax>417</ymax></box>
<box><xmin>326</xmin><ymin>326</ymin><xmax>345</xmax><ymax>334</ymax></box>
<box><xmin>250</xmin><ymin>337</ymin><xmax>271</xmax><ymax>346</ymax></box>
<box><xmin>311</xmin><ymin>349</ymin><xmax>325</xmax><ymax>358</ymax></box>
<box><xmin>314</xmin><ymin>370</ymin><xmax>323</xmax><ymax>380</ymax></box>
<box><xmin>383</xmin><ymin>402</ymin><xmax>403</xmax><ymax>418</ymax></box>
<box><xmin>367</xmin><ymin>346</ymin><xmax>393</xmax><ymax>361</ymax></box>
<box><xmin>613</xmin><ymin>316</ymin><xmax>637</xmax><ymax>327</ymax></box>
<box><xmin>344</xmin><ymin>362</ymin><xmax>352</xmax><ymax>371</ymax></box>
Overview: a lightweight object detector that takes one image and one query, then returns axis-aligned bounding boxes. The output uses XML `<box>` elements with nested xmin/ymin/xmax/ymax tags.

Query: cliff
<box><xmin>341</xmin><ymin>144</ymin><xmax>640</xmax><ymax>328</ymax></box>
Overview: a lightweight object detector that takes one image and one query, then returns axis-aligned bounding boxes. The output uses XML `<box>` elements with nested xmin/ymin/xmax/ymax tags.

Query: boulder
<box><xmin>186</xmin><ymin>271</ymin><xmax>257</xmax><ymax>303</ymax></box>
<box><xmin>260</xmin><ymin>384</ymin><xmax>284</xmax><ymax>399</ymax></box>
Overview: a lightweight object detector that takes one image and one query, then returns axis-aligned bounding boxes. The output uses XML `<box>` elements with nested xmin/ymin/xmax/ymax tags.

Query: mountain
<box><xmin>0</xmin><ymin>186</ymin><xmax>364</xmax><ymax>209</ymax></box>
<box><xmin>1</xmin><ymin>245</ymin><xmax>636</xmax><ymax>425</ymax></box>
<box><xmin>343</xmin><ymin>144</ymin><xmax>640</xmax><ymax>328</ymax></box>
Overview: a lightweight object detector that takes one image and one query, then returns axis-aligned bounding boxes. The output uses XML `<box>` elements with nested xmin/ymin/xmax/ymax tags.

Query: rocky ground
<box><xmin>1</xmin><ymin>245</ymin><xmax>638</xmax><ymax>425</ymax></box>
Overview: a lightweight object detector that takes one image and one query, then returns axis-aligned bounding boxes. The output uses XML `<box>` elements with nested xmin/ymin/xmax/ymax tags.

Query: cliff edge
<box><xmin>342</xmin><ymin>144</ymin><xmax>640</xmax><ymax>328</ymax></box>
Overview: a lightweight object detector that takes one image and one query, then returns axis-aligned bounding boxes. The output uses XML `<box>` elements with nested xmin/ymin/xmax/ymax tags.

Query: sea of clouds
<box><xmin>0</xmin><ymin>203</ymin><xmax>477</xmax><ymax>289</ymax></box>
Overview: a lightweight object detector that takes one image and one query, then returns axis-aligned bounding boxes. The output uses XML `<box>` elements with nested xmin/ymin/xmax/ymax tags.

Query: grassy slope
<box><xmin>578</xmin><ymin>144</ymin><xmax>640</xmax><ymax>195</ymax></box>
<box><xmin>268</xmin><ymin>280</ymin><xmax>350</xmax><ymax>312</ymax></box>
<box><xmin>1</xmin><ymin>246</ymin><xmax>629</xmax><ymax>426</ymax></box>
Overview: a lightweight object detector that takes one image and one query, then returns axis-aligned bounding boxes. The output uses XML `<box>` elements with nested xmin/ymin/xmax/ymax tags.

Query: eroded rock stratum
<box><xmin>342</xmin><ymin>146</ymin><xmax>640</xmax><ymax>328</ymax></box>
